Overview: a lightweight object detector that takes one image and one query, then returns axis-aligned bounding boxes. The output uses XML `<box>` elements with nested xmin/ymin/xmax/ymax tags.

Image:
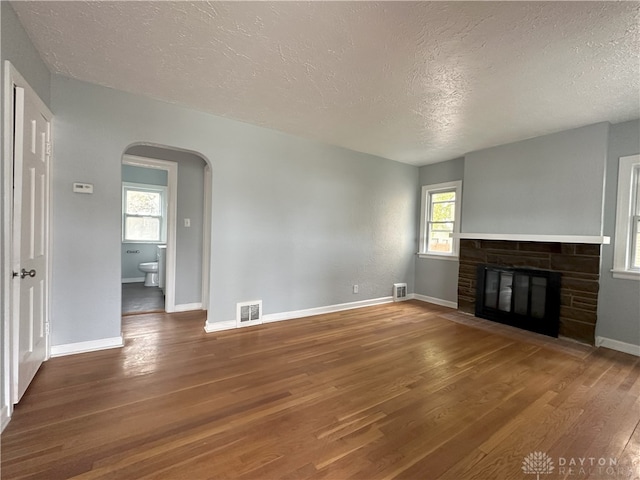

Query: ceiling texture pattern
<box><xmin>11</xmin><ymin>1</ymin><xmax>640</xmax><ymax>165</ymax></box>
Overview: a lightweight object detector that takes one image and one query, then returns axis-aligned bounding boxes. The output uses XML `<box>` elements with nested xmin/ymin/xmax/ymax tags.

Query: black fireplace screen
<box><xmin>475</xmin><ymin>265</ymin><xmax>561</xmax><ymax>337</ymax></box>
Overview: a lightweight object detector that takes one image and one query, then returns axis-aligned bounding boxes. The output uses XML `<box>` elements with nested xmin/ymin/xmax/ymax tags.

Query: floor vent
<box><xmin>393</xmin><ymin>283</ymin><xmax>408</xmax><ymax>302</ymax></box>
<box><xmin>237</xmin><ymin>300</ymin><xmax>263</xmax><ymax>327</ymax></box>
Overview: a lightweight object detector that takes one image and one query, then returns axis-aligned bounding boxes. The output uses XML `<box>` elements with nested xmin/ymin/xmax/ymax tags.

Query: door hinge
<box><xmin>45</xmin><ymin>323</ymin><xmax>50</xmax><ymax>335</ymax></box>
<box><xmin>45</xmin><ymin>142</ymin><xmax>52</xmax><ymax>156</ymax></box>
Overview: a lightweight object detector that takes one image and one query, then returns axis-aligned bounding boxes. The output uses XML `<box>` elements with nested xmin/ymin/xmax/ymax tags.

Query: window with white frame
<box><xmin>612</xmin><ymin>154</ymin><xmax>640</xmax><ymax>280</ymax></box>
<box><xmin>122</xmin><ymin>183</ymin><xmax>167</xmax><ymax>243</ymax></box>
<box><xmin>419</xmin><ymin>181</ymin><xmax>462</xmax><ymax>258</ymax></box>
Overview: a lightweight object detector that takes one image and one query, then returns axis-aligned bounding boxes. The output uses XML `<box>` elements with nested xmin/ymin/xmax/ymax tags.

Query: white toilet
<box><xmin>139</xmin><ymin>262</ymin><xmax>159</xmax><ymax>287</ymax></box>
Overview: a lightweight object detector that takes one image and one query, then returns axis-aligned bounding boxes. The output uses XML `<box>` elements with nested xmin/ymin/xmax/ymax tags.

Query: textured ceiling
<box><xmin>10</xmin><ymin>1</ymin><xmax>640</xmax><ymax>165</ymax></box>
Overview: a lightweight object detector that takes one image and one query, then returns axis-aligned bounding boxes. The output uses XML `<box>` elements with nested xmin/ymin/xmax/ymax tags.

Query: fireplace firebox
<box><xmin>475</xmin><ymin>265</ymin><xmax>561</xmax><ymax>338</ymax></box>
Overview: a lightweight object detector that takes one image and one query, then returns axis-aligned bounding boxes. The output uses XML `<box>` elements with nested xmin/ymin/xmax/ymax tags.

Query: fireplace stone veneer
<box><xmin>458</xmin><ymin>239</ymin><xmax>601</xmax><ymax>344</ymax></box>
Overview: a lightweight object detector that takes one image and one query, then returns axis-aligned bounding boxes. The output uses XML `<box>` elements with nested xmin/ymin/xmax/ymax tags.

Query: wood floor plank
<box><xmin>2</xmin><ymin>301</ymin><xmax>639</xmax><ymax>479</ymax></box>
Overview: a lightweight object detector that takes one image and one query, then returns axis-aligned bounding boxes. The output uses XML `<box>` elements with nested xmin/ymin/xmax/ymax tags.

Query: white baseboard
<box><xmin>122</xmin><ymin>277</ymin><xmax>145</xmax><ymax>284</ymax></box>
<box><xmin>204</xmin><ymin>296</ymin><xmax>395</xmax><ymax>333</ymax></box>
<box><xmin>50</xmin><ymin>335</ymin><xmax>124</xmax><ymax>357</ymax></box>
<box><xmin>174</xmin><ymin>302</ymin><xmax>202</xmax><ymax>313</ymax></box>
<box><xmin>204</xmin><ymin>320</ymin><xmax>236</xmax><ymax>333</ymax></box>
<box><xmin>412</xmin><ymin>294</ymin><xmax>458</xmax><ymax>309</ymax></box>
<box><xmin>1</xmin><ymin>405</ymin><xmax>10</xmax><ymax>433</ymax></box>
<box><xmin>262</xmin><ymin>296</ymin><xmax>394</xmax><ymax>323</ymax></box>
<box><xmin>595</xmin><ymin>336</ymin><xmax>640</xmax><ymax>356</ymax></box>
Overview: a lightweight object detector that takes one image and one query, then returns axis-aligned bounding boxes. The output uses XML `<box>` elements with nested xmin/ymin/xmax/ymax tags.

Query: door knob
<box><xmin>20</xmin><ymin>268</ymin><xmax>36</xmax><ymax>279</ymax></box>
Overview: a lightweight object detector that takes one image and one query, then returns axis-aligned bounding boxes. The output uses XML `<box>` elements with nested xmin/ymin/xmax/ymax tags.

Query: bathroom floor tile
<box><xmin>122</xmin><ymin>282</ymin><xmax>164</xmax><ymax>315</ymax></box>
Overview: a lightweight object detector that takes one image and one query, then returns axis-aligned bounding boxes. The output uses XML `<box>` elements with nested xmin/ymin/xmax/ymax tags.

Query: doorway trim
<box><xmin>2</xmin><ymin>62</ymin><xmax>53</xmax><ymax>430</ymax></box>
<box><xmin>122</xmin><ymin>154</ymin><xmax>178</xmax><ymax>313</ymax></box>
<box><xmin>201</xmin><ymin>163</ymin><xmax>212</xmax><ymax>311</ymax></box>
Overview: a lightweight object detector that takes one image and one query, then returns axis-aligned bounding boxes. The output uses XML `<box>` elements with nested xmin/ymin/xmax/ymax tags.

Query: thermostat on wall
<box><xmin>73</xmin><ymin>182</ymin><xmax>94</xmax><ymax>194</ymax></box>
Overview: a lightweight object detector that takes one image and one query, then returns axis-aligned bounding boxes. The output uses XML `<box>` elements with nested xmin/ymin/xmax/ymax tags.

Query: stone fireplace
<box><xmin>457</xmin><ymin>239</ymin><xmax>601</xmax><ymax>344</ymax></box>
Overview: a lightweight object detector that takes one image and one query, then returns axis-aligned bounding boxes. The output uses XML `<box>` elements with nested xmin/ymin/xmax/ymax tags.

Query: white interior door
<box><xmin>11</xmin><ymin>84</ymin><xmax>51</xmax><ymax>403</ymax></box>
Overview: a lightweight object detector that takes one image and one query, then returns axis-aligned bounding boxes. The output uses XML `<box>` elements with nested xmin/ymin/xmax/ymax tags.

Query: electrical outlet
<box><xmin>353</xmin><ymin>284</ymin><xmax>359</xmax><ymax>294</ymax></box>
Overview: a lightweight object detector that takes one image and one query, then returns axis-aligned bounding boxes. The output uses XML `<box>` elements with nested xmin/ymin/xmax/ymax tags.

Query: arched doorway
<box><xmin>121</xmin><ymin>144</ymin><xmax>211</xmax><ymax>317</ymax></box>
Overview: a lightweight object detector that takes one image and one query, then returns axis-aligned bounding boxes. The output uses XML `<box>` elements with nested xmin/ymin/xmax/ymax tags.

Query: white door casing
<box><xmin>6</xmin><ymin>63</ymin><xmax>52</xmax><ymax>406</ymax></box>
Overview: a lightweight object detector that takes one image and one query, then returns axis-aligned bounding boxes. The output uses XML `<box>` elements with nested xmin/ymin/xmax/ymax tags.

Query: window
<box><xmin>419</xmin><ymin>180</ymin><xmax>462</xmax><ymax>259</ymax></box>
<box><xmin>122</xmin><ymin>183</ymin><xmax>167</xmax><ymax>243</ymax></box>
<box><xmin>612</xmin><ymin>154</ymin><xmax>640</xmax><ymax>280</ymax></box>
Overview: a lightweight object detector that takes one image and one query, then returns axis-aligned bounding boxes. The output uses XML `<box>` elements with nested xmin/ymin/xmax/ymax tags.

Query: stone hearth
<box><xmin>458</xmin><ymin>239</ymin><xmax>601</xmax><ymax>344</ymax></box>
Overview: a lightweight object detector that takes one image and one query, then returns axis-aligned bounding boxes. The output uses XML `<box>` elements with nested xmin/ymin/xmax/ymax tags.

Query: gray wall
<box><xmin>50</xmin><ymin>74</ymin><xmax>418</xmax><ymax>345</ymax></box>
<box><xmin>1</xmin><ymin>2</ymin><xmax>51</xmax><ymax>105</ymax></box>
<box><xmin>1</xmin><ymin>1</ymin><xmax>52</xmax><ymax>424</ymax></box>
<box><xmin>126</xmin><ymin>146</ymin><xmax>206</xmax><ymax>306</ymax></box>
<box><xmin>462</xmin><ymin>123</ymin><xmax>609</xmax><ymax>236</ymax></box>
<box><xmin>121</xmin><ymin>165</ymin><xmax>169</xmax><ymax>282</ymax></box>
<box><xmin>597</xmin><ymin>119</ymin><xmax>640</xmax><ymax>347</ymax></box>
<box><xmin>122</xmin><ymin>164</ymin><xmax>168</xmax><ymax>186</ymax></box>
<box><xmin>415</xmin><ymin>157</ymin><xmax>465</xmax><ymax>304</ymax></box>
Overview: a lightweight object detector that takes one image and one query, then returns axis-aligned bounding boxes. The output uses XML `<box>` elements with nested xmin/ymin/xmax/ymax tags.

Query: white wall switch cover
<box><xmin>73</xmin><ymin>182</ymin><xmax>93</xmax><ymax>194</ymax></box>
<box><xmin>184</xmin><ymin>218</ymin><xmax>191</xmax><ymax>227</ymax></box>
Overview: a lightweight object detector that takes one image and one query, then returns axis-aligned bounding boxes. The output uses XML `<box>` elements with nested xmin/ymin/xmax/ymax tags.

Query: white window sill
<box><xmin>611</xmin><ymin>269</ymin><xmax>640</xmax><ymax>281</ymax></box>
<box><xmin>418</xmin><ymin>253</ymin><xmax>459</xmax><ymax>261</ymax></box>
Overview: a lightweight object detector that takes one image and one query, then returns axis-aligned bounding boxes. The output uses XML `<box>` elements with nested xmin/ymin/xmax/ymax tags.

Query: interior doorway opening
<box><xmin>121</xmin><ymin>161</ymin><xmax>170</xmax><ymax>315</ymax></box>
<box><xmin>121</xmin><ymin>144</ymin><xmax>211</xmax><ymax>319</ymax></box>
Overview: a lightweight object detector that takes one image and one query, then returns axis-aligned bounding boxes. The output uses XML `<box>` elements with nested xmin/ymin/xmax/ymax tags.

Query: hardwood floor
<box><xmin>2</xmin><ymin>301</ymin><xmax>639</xmax><ymax>479</ymax></box>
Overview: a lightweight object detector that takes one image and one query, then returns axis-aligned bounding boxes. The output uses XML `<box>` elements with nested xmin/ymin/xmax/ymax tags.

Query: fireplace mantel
<box><xmin>456</xmin><ymin>233</ymin><xmax>610</xmax><ymax>245</ymax></box>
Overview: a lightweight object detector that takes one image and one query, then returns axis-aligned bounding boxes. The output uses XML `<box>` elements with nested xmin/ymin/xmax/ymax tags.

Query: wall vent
<box><xmin>393</xmin><ymin>283</ymin><xmax>408</xmax><ymax>302</ymax></box>
<box><xmin>236</xmin><ymin>300</ymin><xmax>262</xmax><ymax>327</ymax></box>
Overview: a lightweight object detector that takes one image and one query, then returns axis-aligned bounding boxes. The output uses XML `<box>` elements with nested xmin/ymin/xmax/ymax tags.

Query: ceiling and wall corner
<box><xmin>10</xmin><ymin>1</ymin><xmax>640</xmax><ymax>166</ymax></box>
